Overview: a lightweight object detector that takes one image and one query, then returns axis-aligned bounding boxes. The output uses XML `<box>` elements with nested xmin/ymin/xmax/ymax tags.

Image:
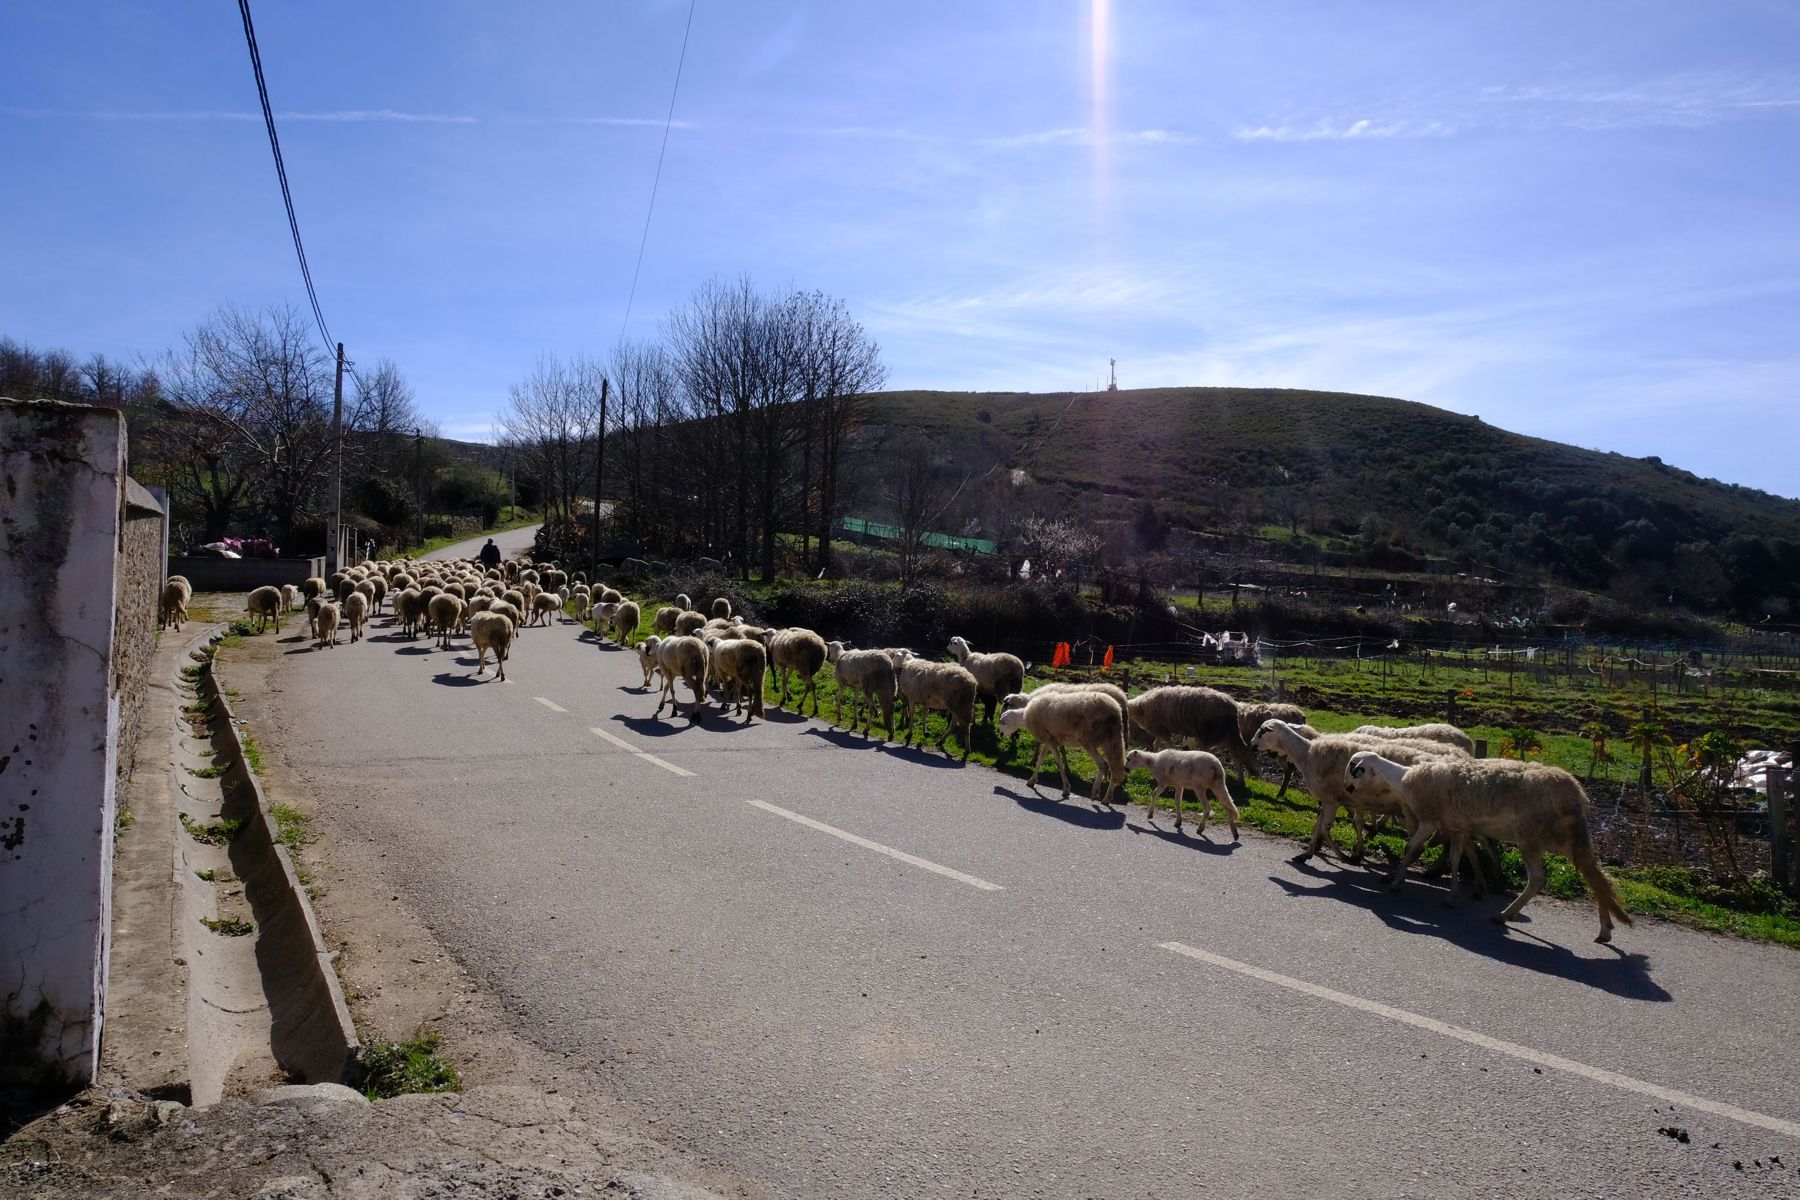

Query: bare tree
<box><xmin>886</xmin><ymin>429</ymin><xmax>946</xmax><ymax>585</ymax></box>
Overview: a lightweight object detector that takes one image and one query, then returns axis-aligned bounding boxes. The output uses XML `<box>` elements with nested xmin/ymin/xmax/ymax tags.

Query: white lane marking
<box><xmin>1160</xmin><ymin>941</ymin><xmax>1800</xmax><ymax>1141</ymax></box>
<box><xmin>534</xmin><ymin>697</ymin><xmax>567</xmax><ymax>713</ymax></box>
<box><xmin>588</xmin><ymin>726</ymin><xmax>694</xmax><ymax>777</ymax></box>
<box><xmin>745</xmin><ymin>799</ymin><xmax>1003</xmax><ymax>892</ymax></box>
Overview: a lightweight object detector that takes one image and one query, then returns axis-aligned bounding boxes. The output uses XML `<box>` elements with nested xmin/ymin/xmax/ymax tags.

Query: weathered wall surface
<box><xmin>0</xmin><ymin>399</ymin><xmax>132</xmax><ymax>1091</ymax></box>
<box><xmin>112</xmin><ymin>483</ymin><xmax>165</xmax><ymax>797</ymax></box>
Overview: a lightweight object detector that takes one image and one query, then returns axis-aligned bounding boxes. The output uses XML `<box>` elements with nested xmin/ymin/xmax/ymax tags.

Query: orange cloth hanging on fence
<box><xmin>1052</xmin><ymin>641</ymin><xmax>1071</xmax><ymax>668</ymax></box>
<box><xmin>1102</xmin><ymin>645</ymin><xmax>1114</xmax><ymax>670</ymax></box>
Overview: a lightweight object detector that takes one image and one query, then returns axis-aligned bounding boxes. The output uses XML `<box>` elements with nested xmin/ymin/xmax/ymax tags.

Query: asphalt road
<box><xmin>269</xmin><ymin>608</ymin><xmax>1800</xmax><ymax>1199</ymax></box>
<box><xmin>425</xmin><ymin>522</ymin><xmax>542</xmax><ymax>563</ymax></box>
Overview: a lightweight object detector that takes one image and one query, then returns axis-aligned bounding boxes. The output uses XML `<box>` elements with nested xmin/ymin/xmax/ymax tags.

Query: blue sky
<box><xmin>4</xmin><ymin>2</ymin><xmax>1798</xmax><ymax>496</ymax></box>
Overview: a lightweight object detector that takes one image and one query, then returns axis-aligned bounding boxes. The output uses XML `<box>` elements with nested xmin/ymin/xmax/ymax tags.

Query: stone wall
<box><xmin>112</xmin><ymin>482</ymin><xmax>165</xmax><ymax>800</ymax></box>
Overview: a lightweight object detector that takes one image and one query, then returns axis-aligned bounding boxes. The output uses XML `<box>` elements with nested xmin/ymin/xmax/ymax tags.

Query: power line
<box><xmin>236</xmin><ymin>0</ymin><xmax>333</xmax><ymax>351</ymax></box>
<box><xmin>616</xmin><ymin>0</ymin><xmax>697</xmax><ymax>345</ymax></box>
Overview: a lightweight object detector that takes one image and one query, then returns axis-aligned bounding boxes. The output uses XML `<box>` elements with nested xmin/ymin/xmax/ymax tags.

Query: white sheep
<box><xmin>470</xmin><ymin>611</ymin><xmax>514</xmax><ymax>681</ymax></box>
<box><xmin>946</xmin><ymin>636</ymin><xmax>1026</xmax><ymax>725</ymax></box>
<box><xmin>653</xmin><ymin>634</ymin><xmax>710</xmax><ymax>723</ymax></box>
<box><xmin>707</xmin><ymin>635</ymin><xmax>767</xmax><ymax>722</ymax></box>
<box><xmin>1125</xmin><ymin>748</ymin><xmax>1237</xmax><ymax>837</ymax></box>
<box><xmin>1237</xmin><ymin>700</ymin><xmax>1307</xmax><ymax>795</ymax></box>
<box><xmin>1346</xmin><ymin>751</ymin><xmax>1632</xmax><ymax>943</ymax></box>
<box><xmin>343</xmin><ymin>591</ymin><xmax>370</xmax><ymax>643</ymax></box>
<box><xmin>529</xmin><ymin>591</ymin><xmax>561</xmax><ymax>629</ymax></box>
<box><xmin>1351</xmin><ymin>723</ymin><xmax>1476</xmax><ymax>755</ymax></box>
<box><xmin>896</xmin><ymin>659</ymin><xmax>978</xmax><ymax>761</ymax></box>
<box><xmin>652</xmin><ymin>605</ymin><xmax>683</xmax><ymax>636</ymax></box>
<box><xmin>711</xmin><ymin>596</ymin><xmax>733</xmax><ymax>620</ymax></box>
<box><xmin>428</xmin><ymin>593</ymin><xmax>465</xmax><ymax>650</ymax></box>
<box><xmin>312</xmin><ymin>599</ymin><xmax>341</xmax><ymax>649</ymax></box>
<box><xmin>999</xmin><ymin>688</ymin><xmax>1127</xmax><ymax>804</ymax></box>
<box><xmin>634</xmin><ymin>635</ymin><xmax>664</xmax><ymax>689</ymax></box>
<box><xmin>1252</xmin><ymin>721</ymin><xmax>1465</xmax><ymax>864</ymax></box>
<box><xmin>245</xmin><ymin>585</ymin><xmax>284</xmax><ymax>634</ymax></box>
<box><xmin>159</xmin><ymin>577</ymin><xmax>193</xmax><ymax>631</ymax></box>
<box><xmin>826</xmin><ymin>641</ymin><xmax>898</xmax><ymax>739</ymax></box>
<box><xmin>610</xmin><ymin>600</ymin><xmax>641</xmax><ymax>646</ymax></box>
<box><xmin>764</xmin><ymin>628</ymin><xmax>828</xmax><ymax>715</ymax></box>
<box><xmin>674</xmin><ymin>609</ymin><xmax>707</xmax><ymax>637</ymax></box>
<box><xmin>279</xmin><ymin>583</ymin><xmax>303</xmax><ymax>613</ymax></box>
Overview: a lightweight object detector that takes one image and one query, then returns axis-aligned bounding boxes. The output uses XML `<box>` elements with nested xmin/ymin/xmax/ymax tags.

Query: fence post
<box><xmin>1446</xmin><ymin>688</ymin><xmax>1458</xmax><ymax>725</ymax></box>
<box><xmin>1474</xmin><ymin>739</ymin><xmax>1488</xmax><ymax>759</ymax></box>
<box><xmin>1771</xmin><ymin>766</ymin><xmax>1793</xmax><ymax>895</ymax></box>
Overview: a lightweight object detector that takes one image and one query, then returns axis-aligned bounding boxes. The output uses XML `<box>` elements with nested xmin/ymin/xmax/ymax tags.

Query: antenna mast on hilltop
<box><xmin>1107</xmin><ymin>358</ymin><xmax>1119</xmax><ymax>391</ymax></box>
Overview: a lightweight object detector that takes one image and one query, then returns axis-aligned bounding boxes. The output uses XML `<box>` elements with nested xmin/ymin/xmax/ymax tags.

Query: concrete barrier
<box><xmin>201</xmin><ymin>650</ymin><xmax>359</xmax><ymax>1084</ymax></box>
<box><xmin>169</xmin><ymin>555</ymin><xmax>325</xmax><ymax>594</ymax></box>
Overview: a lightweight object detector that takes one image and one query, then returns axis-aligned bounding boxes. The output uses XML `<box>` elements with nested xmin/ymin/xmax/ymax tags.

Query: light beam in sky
<box><xmin>1089</xmin><ymin>0</ymin><xmax>1112</xmax><ymax>234</ymax></box>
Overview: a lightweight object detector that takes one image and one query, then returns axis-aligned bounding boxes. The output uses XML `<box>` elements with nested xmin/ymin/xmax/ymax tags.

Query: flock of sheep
<box><xmin>191</xmin><ymin>553</ymin><xmax>1633</xmax><ymax>945</ymax></box>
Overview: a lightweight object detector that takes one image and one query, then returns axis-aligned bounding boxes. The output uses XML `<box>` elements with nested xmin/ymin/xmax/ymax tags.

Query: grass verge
<box><xmin>200</xmin><ymin>916</ymin><xmax>254</xmax><ymax>937</ymax></box>
<box><xmin>180</xmin><ymin>814</ymin><xmax>244</xmax><ymax>845</ymax></box>
<box><xmin>356</xmin><ymin>1029</ymin><xmax>461</xmax><ymax>1099</ymax></box>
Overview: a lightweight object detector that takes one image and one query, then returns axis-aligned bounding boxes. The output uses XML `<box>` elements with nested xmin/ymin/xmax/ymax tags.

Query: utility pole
<box><xmin>327</xmin><ymin>342</ymin><xmax>345</xmax><ymax>574</ymax></box>
<box><xmin>413</xmin><ymin>428</ymin><xmax>425</xmax><ymax>549</ymax></box>
<box><xmin>592</xmin><ymin>377</ymin><xmax>609</xmax><ymax>575</ymax></box>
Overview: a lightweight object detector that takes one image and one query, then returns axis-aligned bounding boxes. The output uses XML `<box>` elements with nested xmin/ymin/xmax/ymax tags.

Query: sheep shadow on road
<box><xmin>611</xmin><ymin>711</ymin><xmax>713</xmax><ymax>737</ymax></box>
<box><xmin>758</xmin><ymin>706</ymin><xmax>815</xmax><ymax>726</ymax></box>
<box><xmin>393</xmin><ymin>645</ymin><xmax>436</xmax><ymax>656</ymax></box>
<box><xmin>429</xmin><ymin>671</ymin><xmax>490</xmax><ymax>687</ymax></box>
<box><xmin>800</xmin><ymin>727</ymin><xmax>888</xmax><ymax>751</ymax></box>
<box><xmin>1268</xmin><ymin>868</ymin><xmax>1672</xmax><ymax>1000</ymax></box>
<box><xmin>995</xmin><ymin>786</ymin><xmax>1127</xmax><ymax>831</ymax></box>
<box><xmin>878</xmin><ymin>742</ymin><xmax>971</xmax><ymax>770</ymax></box>
<box><xmin>1126</xmin><ymin>820</ymin><xmax>1241</xmax><ymax>855</ymax></box>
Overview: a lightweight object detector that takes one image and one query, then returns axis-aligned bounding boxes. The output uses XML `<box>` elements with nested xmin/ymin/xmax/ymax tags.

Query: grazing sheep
<box><xmin>946</xmin><ymin>636</ymin><xmax>1026</xmax><ymax>725</ymax></box>
<box><xmin>1346</xmin><ymin>752</ymin><xmax>1632</xmax><ymax>943</ymax></box>
<box><xmin>896</xmin><ymin>659</ymin><xmax>978</xmax><ymax>761</ymax></box>
<box><xmin>1126</xmin><ymin>686</ymin><xmax>1256</xmax><ymax>784</ymax></box>
<box><xmin>1126</xmin><ymin>748</ymin><xmax>1237</xmax><ymax>837</ymax></box>
<box><xmin>469</xmin><ymin>611</ymin><xmax>514</xmax><ymax>681</ymax></box>
<box><xmin>653</xmin><ymin>634</ymin><xmax>710</xmax><ymax>723</ymax></box>
<box><xmin>246</xmin><ymin>585</ymin><xmax>284</xmax><ymax>634</ymax></box>
<box><xmin>1252</xmin><ymin>721</ymin><xmax>1464</xmax><ymax>864</ymax></box>
<box><xmin>343</xmin><ymin>592</ymin><xmax>370</xmax><ymax>643</ymax></box>
<box><xmin>652</xmin><ymin>605</ymin><xmax>682</xmax><ymax>636</ymax></box>
<box><xmin>998</xmin><ymin>689</ymin><xmax>1127</xmax><ymax>804</ymax></box>
<box><xmin>764</xmin><ymin>628</ymin><xmax>828</xmax><ymax>716</ymax></box>
<box><xmin>159</xmin><ymin>577</ymin><xmax>192</xmax><ymax>631</ymax></box>
<box><xmin>707</xmin><ymin>636</ymin><xmax>767</xmax><ymax>722</ymax></box>
<box><xmin>428</xmin><ymin>593</ymin><xmax>465</xmax><ymax>649</ymax></box>
<box><xmin>312</xmin><ymin>600</ymin><xmax>341</xmax><ymax>648</ymax></box>
<box><xmin>1352</xmin><ymin>723</ymin><xmax>1476</xmax><ymax>755</ymax></box>
<box><xmin>529</xmin><ymin>591</ymin><xmax>561</xmax><ymax>628</ymax></box>
<box><xmin>634</xmin><ymin>635</ymin><xmax>663</xmax><ymax>688</ymax></box>
<box><xmin>826</xmin><ymin>641</ymin><xmax>898</xmax><ymax>740</ymax></box>
<box><xmin>674</xmin><ymin>610</ymin><xmax>707</xmax><ymax>637</ymax></box>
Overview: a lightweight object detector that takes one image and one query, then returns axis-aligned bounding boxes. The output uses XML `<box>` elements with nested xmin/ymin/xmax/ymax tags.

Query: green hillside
<box><xmin>853</xmin><ymin>387</ymin><xmax>1800</xmax><ymax>622</ymax></box>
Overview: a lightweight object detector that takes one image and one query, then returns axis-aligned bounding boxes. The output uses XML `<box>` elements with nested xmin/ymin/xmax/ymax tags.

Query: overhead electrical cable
<box><xmin>617</xmin><ymin>0</ymin><xmax>697</xmax><ymax>345</ymax></box>
<box><xmin>236</xmin><ymin>0</ymin><xmax>333</xmax><ymax>350</ymax></box>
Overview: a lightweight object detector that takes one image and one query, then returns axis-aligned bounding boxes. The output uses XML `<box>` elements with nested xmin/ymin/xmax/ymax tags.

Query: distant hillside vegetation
<box><xmin>850</xmin><ymin>387</ymin><xmax>1800</xmax><ymax>623</ymax></box>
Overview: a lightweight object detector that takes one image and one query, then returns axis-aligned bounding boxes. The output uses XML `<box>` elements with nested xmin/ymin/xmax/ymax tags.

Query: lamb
<box><xmin>825</xmin><ymin>641</ymin><xmax>898</xmax><ymax>740</ymax></box>
<box><xmin>245</xmin><ymin>585</ymin><xmax>284</xmax><ymax>634</ymax></box>
<box><xmin>529</xmin><ymin>591</ymin><xmax>561</xmax><ymax>628</ymax></box>
<box><xmin>1351</xmin><ymin>723</ymin><xmax>1476</xmax><ymax>755</ymax></box>
<box><xmin>312</xmin><ymin>599</ymin><xmax>342</xmax><ymax>648</ymax></box>
<box><xmin>279</xmin><ymin>583</ymin><xmax>303</xmax><ymax>612</ymax></box>
<box><xmin>469</xmin><ymin>611</ymin><xmax>514</xmax><ymax>681</ymax></box>
<box><xmin>998</xmin><ymin>688</ymin><xmax>1127</xmax><ymax>804</ymax></box>
<box><xmin>764</xmin><ymin>627</ymin><xmax>828</xmax><ymax>716</ymax></box>
<box><xmin>946</xmin><ymin>636</ymin><xmax>1026</xmax><ymax>725</ymax></box>
<box><xmin>428</xmin><ymin>593</ymin><xmax>465</xmax><ymax>650</ymax></box>
<box><xmin>1126</xmin><ymin>686</ymin><xmax>1256</xmax><ymax>784</ymax></box>
<box><xmin>707</xmin><ymin>635</ymin><xmax>767</xmax><ymax>722</ymax></box>
<box><xmin>1126</xmin><ymin>748</ymin><xmax>1237</xmax><ymax>837</ymax></box>
<box><xmin>653</xmin><ymin>634</ymin><xmax>710</xmax><ymax>723</ymax></box>
<box><xmin>343</xmin><ymin>591</ymin><xmax>370</xmax><ymax>643</ymax></box>
<box><xmin>1252</xmin><ymin>721</ymin><xmax>1465</xmax><ymax>864</ymax></box>
<box><xmin>159</xmin><ymin>577</ymin><xmax>192</xmax><ymax>631</ymax></box>
<box><xmin>711</xmin><ymin>596</ymin><xmax>733</xmax><ymax>620</ymax></box>
<box><xmin>634</xmin><ymin>635</ymin><xmax>663</xmax><ymax>689</ymax></box>
<box><xmin>896</xmin><ymin>659</ymin><xmax>978</xmax><ymax>761</ymax></box>
<box><xmin>1345</xmin><ymin>751</ymin><xmax>1632</xmax><ymax>943</ymax></box>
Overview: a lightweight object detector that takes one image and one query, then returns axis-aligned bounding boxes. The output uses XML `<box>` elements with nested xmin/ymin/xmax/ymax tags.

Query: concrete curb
<box><xmin>200</xmin><ymin>636</ymin><xmax>360</xmax><ymax>1085</ymax></box>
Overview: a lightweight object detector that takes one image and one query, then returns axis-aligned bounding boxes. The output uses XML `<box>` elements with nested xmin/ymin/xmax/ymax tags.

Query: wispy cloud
<box><xmin>1479</xmin><ymin>70</ymin><xmax>1800</xmax><ymax>130</ymax></box>
<box><xmin>1232</xmin><ymin>118</ymin><xmax>1452</xmax><ymax>142</ymax></box>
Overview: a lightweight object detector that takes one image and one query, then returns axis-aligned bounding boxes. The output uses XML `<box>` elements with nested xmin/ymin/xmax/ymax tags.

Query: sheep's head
<box><xmin>1250</xmin><ymin>720</ymin><xmax>1287</xmax><ymax>753</ymax></box>
<box><xmin>1000</xmin><ymin>692</ymin><xmax>1030</xmax><ymax>711</ymax></box>
<box><xmin>946</xmin><ymin>636</ymin><xmax>971</xmax><ymax>660</ymax></box>
<box><xmin>825</xmin><ymin>640</ymin><xmax>847</xmax><ymax>662</ymax></box>
<box><xmin>997</xmin><ymin>708</ymin><xmax>1026</xmax><ymax>739</ymax></box>
<box><xmin>1345</xmin><ymin>750</ymin><xmax>1383</xmax><ymax>794</ymax></box>
<box><xmin>1124</xmin><ymin>749</ymin><xmax>1150</xmax><ymax>772</ymax></box>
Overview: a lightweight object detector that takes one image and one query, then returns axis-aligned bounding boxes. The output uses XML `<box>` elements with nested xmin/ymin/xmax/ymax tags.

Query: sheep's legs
<box><xmin>1441</xmin><ymin>833</ymin><xmax>1469</xmax><ymax>907</ymax></box>
<box><xmin>1052</xmin><ymin>746</ymin><xmax>1072</xmax><ymax>797</ymax></box>
<box><xmin>1275</xmin><ymin>763</ymin><xmax>1295</xmax><ymax>798</ymax></box>
<box><xmin>1496</xmin><ymin>850</ymin><xmax>1547</xmax><ymax>925</ymax></box>
<box><xmin>1216</xmin><ymin>787</ymin><xmax>1242</xmax><ymax>840</ymax></box>
<box><xmin>1027</xmin><ymin>744</ymin><xmax>1047</xmax><ymax>786</ymax></box>
<box><xmin>1295</xmin><ymin>798</ymin><xmax>1339</xmax><ymax>863</ymax></box>
<box><xmin>1386</xmin><ymin>823</ymin><xmax>1440</xmax><ymax>892</ymax></box>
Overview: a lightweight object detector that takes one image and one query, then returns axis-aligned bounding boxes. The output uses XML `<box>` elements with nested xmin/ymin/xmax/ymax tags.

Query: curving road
<box><xmin>423</xmin><ymin>522</ymin><xmax>543</xmax><ymax>563</ymax></box>
<box><xmin>262</xmin><ymin>607</ymin><xmax>1800</xmax><ymax>1199</ymax></box>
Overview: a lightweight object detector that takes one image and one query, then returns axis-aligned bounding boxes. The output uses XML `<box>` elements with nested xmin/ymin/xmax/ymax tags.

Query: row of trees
<box><xmin>499</xmin><ymin>276</ymin><xmax>887</xmax><ymax>580</ymax></box>
<box><xmin>3</xmin><ymin>306</ymin><xmax>494</xmax><ymax>554</ymax></box>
